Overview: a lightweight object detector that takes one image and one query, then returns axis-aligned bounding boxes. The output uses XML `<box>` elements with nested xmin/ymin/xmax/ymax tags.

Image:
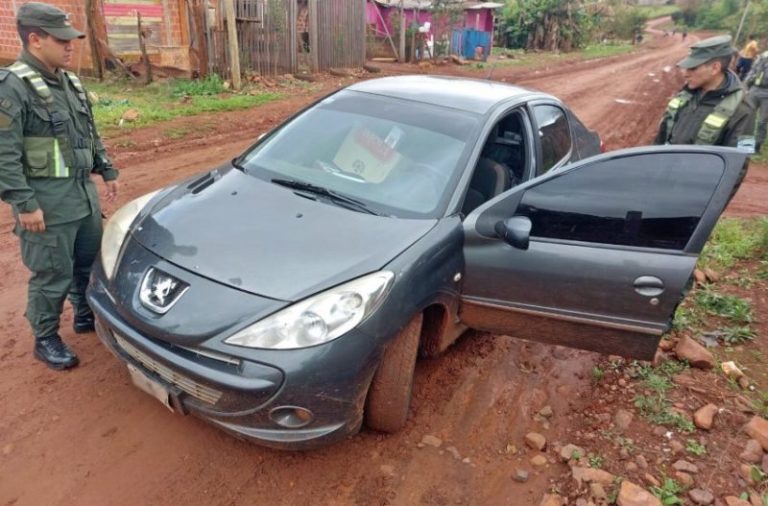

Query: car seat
<box><xmin>462</xmin><ymin>157</ymin><xmax>511</xmax><ymax>215</ymax></box>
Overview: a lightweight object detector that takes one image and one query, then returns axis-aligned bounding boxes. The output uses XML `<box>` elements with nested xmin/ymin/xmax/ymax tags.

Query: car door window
<box><xmin>462</xmin><ymin>110</ymin><xmax>528</xmax><ymax>215</ymax></box>
<box><xmin>516</xmin><ymin>152</ymin><xmax>724</xmax><ymax>250</ymax></box>
<box><xmin>533</xmin><ymin>105</ymin><xmax>571</xmax><ymax>175</ymax></box>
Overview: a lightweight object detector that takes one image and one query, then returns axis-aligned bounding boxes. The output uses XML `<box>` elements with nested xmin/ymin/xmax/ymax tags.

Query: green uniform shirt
<box><xmin>0</xmin><ymin>50</ymin><xmax>118</xmax><ymax>225</ymax></box>
<box><xmin>654</xmin><ymin>71</ymin><xmax>757</xmax><ymax>147</ymax></box>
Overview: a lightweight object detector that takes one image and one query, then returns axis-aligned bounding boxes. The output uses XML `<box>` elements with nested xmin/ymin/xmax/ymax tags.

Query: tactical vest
<box><xmin>752</xmin><ymin>51</ymin><xmax>768</xmax><ymax>87</ymax></box>
<box><xmin>6</xmin><ymin>61</ymin><xmax>93</xmax><ymax>178</ymax></box>
<box><xmin>664</xmin><ymin>87</ymin><xmax>743</xmax><ymax>145</ymax></box>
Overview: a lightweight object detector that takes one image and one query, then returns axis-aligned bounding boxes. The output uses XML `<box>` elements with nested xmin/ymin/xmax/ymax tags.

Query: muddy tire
<box><xmin>365</xmin><ymin>313</ymin><xmax>423</xmax><ymax>433</ymax></box>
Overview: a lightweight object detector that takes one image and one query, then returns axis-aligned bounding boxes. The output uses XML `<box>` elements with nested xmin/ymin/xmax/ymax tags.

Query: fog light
<box><xmin>269</xmin><ymin>406</ymin><xmax>314</xmax><ymax>429</ymax></box>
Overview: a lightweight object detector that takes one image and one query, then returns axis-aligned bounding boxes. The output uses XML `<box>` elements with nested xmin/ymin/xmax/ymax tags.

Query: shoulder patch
<box><xmin>0</xmin><ymin>110</ymin><xmax>12</xmax><ymax>129</ymax></box>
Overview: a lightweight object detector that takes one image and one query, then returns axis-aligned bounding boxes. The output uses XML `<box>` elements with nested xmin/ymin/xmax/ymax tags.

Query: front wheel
<box><xmin>365</xmin><ymin>313</ymin><xmax>423</xmax><ymax>433</ymax></box>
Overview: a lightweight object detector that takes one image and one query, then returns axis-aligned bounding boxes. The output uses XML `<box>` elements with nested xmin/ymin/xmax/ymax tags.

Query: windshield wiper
<box><xmin>231</xmin><ymin>157</ymin><xmax>247</xmax><ymax>172</ymax></box>
<box><xmin>271</xmin><ymin>178</ymin><xmax>378</xmax><ymax>215</ymax></box>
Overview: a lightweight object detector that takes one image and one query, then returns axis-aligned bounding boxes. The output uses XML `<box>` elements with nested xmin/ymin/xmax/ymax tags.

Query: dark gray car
<box><xmin>87</xmin><ymin>76</ymin><xmax>748</xmax><ymax>449</ymax></box>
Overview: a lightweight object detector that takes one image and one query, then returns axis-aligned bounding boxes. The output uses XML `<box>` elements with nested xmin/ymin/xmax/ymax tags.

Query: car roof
<box><xmin>346</xmin><ymin>75</ymin><xmax>549</xmax><ymax>114</ymax></box>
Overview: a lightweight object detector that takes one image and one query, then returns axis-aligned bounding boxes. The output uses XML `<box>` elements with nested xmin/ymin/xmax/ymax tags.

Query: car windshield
<box><xmin>239</xmin><ymin>90</ymin><xmax>480</xmax><ymax>218</ymax></box>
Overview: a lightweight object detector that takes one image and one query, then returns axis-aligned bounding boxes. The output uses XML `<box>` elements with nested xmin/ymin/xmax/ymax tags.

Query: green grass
<box><xmin>695</xmin><ymin>288</ymin><xmax>753</xmax><ymax>324</ymax></box>
<box><xmin>637</xmin><ymin>4</ymin><xmax>681</xmax><ymax>19</ymax></box>
<box><xmin>673</xmin><ymin>303</ymin><xmax>704</xmax><ymax>332</ymax></box>
<box><xmin>699</xmin><ymin>217</ymin><xmax>768</xmax><ymax>271</ymax></box>
<box><xmin>480</xmin><ymin>42</ymin><xmax>634</xmax><ymax>72</ymax></box>
<box><xmin>633</xmin><ymin>361</ymin><xmax>695</xmax><ymax>432</ymax></box>
<box><xmin>580</xmin><ymin>43</ymin><xmax>636</xmax><ymax>59</ymax></box>
<box><xmin>686</xmin><ymin>439</ymin><xmax>707</xmax><ymax>456</ymax></box>
<box><xmin>86</xmin><ymin>76</ymin><xmax>282</xmax><ymax>133</ymax></box>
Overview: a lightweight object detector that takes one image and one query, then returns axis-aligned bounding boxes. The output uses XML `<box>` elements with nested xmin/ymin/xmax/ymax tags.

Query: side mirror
<box><xmin>494</xmin><ymin>215</ymin><xmax>531</xmax><ymax>250</ymax></box>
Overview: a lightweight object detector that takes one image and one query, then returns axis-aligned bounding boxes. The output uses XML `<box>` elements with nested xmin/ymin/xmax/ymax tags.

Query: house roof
<box><xmin>372</xmin><ymin>0</ymin><xmax>503</xmax><ymax>10</ymax></box>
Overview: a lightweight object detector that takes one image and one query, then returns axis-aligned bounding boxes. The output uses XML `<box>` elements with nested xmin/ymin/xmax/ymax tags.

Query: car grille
<box><xmin>114</xmin><ymin>334</ymin><xmax>223</xmax><ymax>405</ymax></box>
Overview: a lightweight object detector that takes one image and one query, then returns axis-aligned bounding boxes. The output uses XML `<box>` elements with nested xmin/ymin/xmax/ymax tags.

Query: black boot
<box><xmin>34</xmin><ymin>335</ymin><xmax>79</xmax><ymax>370</ymax></box>
<box><xmin>73</xmin><ymin>312</ymin><xmax>95</xmax><ymax>334</ymax></box>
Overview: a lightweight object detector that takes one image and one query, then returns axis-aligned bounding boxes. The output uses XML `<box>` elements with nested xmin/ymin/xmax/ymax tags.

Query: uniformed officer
<box><xmin>655</xmin><ymin>35</ymin><xmax>756</xmax><ymax>150</ymax></box>
<box><xmin>745</xmin><ymin>50</ymin><xmax>768</xmax><ymax>153</ymax></box>
<box><xmin>0</xmin><ymin>3</ymin><xmax>119</xmax><ymax>370</ymax></box>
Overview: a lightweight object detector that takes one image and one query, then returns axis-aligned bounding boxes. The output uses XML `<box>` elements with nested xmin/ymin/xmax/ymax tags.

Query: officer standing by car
<box><xmin>0</xmin><ymin>3</ymin><xmax>119</xmax><ymax>370</ymax></box>
<box><xmin>745</xmin><ymin>49</ymin><xmax>768</xmax><ymax>153</ymax></box>
<box><xmin>655</xmin><ymin>35</ymin><xmax>756</xmax><ymax>150</ymax></box>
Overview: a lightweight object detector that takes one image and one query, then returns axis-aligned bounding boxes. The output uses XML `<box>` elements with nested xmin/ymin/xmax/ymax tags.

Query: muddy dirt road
<box><xmin>1</xmin><ymin>24</ymin><xmax>765</xmax><ymax>506</ymax></box>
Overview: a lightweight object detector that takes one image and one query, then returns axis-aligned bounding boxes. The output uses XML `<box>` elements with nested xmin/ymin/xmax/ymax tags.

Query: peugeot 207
<box><xmin>87</xmin><ymin>76</ymin><xmax>748</xmax><ymax>449</ymax></box>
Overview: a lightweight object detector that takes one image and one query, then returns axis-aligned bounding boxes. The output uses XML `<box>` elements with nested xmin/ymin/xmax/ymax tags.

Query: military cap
<box><xmin>677</xmin><ymin>35</ymin><xmax>735</xmax><ymax>69</ymax></box>
<box><xmin>16</xmin><ymin>2</ymin><xmax>85</xmax><ymax>41</ymax></box>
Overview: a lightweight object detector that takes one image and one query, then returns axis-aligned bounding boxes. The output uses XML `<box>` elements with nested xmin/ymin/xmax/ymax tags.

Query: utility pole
<box><xmin>399</xmin><ymin>0</ymin><xmax>406</xmax><ymax>63</ymax></box>
<box><xmin>735</xmin><ymin>0</ymin><xmax>750</xmax><ymax>46</ymax></box>
<box><xmin>223</xmin><ymin>0</ymin><xmax>242</xmax><ymax>90</ymax></box>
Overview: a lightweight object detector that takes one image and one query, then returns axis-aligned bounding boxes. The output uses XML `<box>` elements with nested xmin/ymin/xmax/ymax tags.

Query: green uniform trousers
<box><xmin>14</xmin><ymin>212</ymin><xmax>102</xmax><ymax>338</ymax></box>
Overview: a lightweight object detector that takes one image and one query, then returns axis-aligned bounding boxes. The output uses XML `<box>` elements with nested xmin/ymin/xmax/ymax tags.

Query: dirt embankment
<box><xmin>1</xmin><ymin>23</ymin><xmax>766</xmax><ymax>506</ymax></box>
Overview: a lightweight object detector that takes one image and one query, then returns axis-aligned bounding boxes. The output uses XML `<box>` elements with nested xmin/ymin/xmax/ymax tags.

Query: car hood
<box><xmin>131</xmin><ymin>167</ymin><xmax>436</xmax><ymax>302</ymax></box>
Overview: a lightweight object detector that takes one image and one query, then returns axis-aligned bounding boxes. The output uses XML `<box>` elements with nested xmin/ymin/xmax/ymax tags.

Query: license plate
<box><xmin>127</xmin><ymin>363</ymin><xmax>174</xmax><ymax>413</ymax></box>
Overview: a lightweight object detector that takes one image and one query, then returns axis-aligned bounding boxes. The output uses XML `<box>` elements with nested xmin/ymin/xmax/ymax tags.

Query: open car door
<box><xmin>460</xmin><ymin>146</ymin><xmax>749</xmax><ymax>360</ymax></box>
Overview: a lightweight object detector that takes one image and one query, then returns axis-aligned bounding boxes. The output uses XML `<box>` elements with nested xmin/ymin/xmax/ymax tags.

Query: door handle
<box><xmin>634</xmin><ymin>276</ymin><xmax>664</xmax><ymax>297</ymax></box>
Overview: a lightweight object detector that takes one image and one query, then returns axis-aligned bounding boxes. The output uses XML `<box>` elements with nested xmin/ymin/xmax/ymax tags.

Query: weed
<box><xmin>650</xmin><ymin>477</ymin><xmax>684</xmax><ymax>504</ymax></box>
<box><xmin>634</xmin><ymin>395</ymin><xmax>696</xmax><ymax>433</ymax></box>
<box><xmin>616</xmin><ymin>436</ymin><xmax>636</xmax><ymax>454</ymax></box>
<box><xmin>721</xmin><ymin>326</ymin><xmax>757</xmax><ymax>345</ymax></box>
<box><xmin>587</xmin><ymin>453</ymin><xmax>604</xmax><ymax>469</ymax></box>
<box><xmin>695</xmin><ymin>288</ymin><xmax>752</xmax><ymax>324</ymax></box>
<box><xmin>686</xmin><ymin>439</ymin><xmax>706</xmax><ymax>456</ymax></box>
<box><xmin>700</xmin><ymin>218</ymin><xmax>767</xmax><ymax>270</ymax></box>
<box><xmin>592</xmin><ymin>366</ymin><xmax>605</xmax><ymax>382</ymax></box>
<box><xmin>672</xmin><ymin>303</ymin><xmax>703</xmax><ymax>332</ymax></box>
<box><xmin>87</xmin><ymin>77</ymin><xmax>281</xmax><ymax>132</ymax></box>
<box><xmin>164</xmin><ymin>127</ymin><xmax>192</xmax><ymax>140</ymax></box>
<box><xmin>172</xmin><ymin>74</ymin><xmax>226</xmax><ymax>96</ymax></box>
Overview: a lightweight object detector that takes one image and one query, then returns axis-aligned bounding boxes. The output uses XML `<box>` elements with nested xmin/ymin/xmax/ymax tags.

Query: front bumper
<box><xmin>87</xmin><ymin>252</ymin><xmax>381</xmax><ymax>450</ymax></box>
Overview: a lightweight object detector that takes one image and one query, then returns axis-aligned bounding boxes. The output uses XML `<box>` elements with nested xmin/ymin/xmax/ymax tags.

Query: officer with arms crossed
<box><xmin>0</xmin><ymin>3</ymin><xmax>119</xmax><ymax>370</ymax></box>
<box><xmin>655</xmin><ymin>35</ymin><xmax>756</xmax><ymax>150</ymax></box>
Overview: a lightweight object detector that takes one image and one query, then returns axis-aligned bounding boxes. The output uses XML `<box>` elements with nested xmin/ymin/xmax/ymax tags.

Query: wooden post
<box><xmin>223</xmin><ymin>0</ymin><xmax>242</xmax><ymax>90</ymax></box>
<box><xmin>137</xmin><ymin>11</ymin><xmax>153</xmax><ymax>84</ymax></box>
<box><xmin>399</xmin><ymin>0</ymin><xmax>405</xmax><ymax>63</ymax></box>
<box><xmin>191</xmin><ymin>0</ymin><xmax>209</xmax><ymax>77</ymax></box>
<box><xmin>289</xmin><ymin>0</ymin><xmax>298</xmax><ymax>74</ymax></box>
<box><xmin>309</xmin><ymin>0</ymin><xmax>319</xmax><ymax>72</ymax></box>
<box><xmin>85</xmin><ymin>0</ymin><xmax>103</xmax><ymax>80</ymax></box>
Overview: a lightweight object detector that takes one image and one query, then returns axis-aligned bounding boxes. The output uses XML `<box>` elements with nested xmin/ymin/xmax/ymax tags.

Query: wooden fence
<box><xmin>196</xmin><ymin>0</ymin><xmax>365</xmax><ymax>78</ymax></box>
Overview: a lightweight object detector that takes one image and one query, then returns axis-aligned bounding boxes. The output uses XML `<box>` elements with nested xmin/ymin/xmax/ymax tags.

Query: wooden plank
<box><xmin>223</xmin><ymin>0</ymin><xmax>242</xmax><ymax>89</ymax></box>
<box><xmin>309</xmin><ymin>0</ymin><xmax>319</xmax><ymax>72</ymax></box>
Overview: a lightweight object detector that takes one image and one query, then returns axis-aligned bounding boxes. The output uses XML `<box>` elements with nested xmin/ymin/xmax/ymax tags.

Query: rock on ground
<box><xmin>675</xmin><ymin>335</ymin><xmax>715</xmax><ymax>369</ymax></box>
<box><xmin>525</xmin><ymin>432</ymin><xmax>547</xmax><ymax>451</ymax></box>
<box><xmin>744</xmin><ymin>416</ymin><xmax>768</xmax><ymax>451</ymax></box>
<box><xmin>617</xmin><ymin>480</ymin><xmax>662</xmax><ymax>506</ymax></box>
<box><xmin>693</xmin><ymin>404</ymin><xmax>718</xmax><ymax>430</ymax></box>
<box><xmin>687</xmin><ymin>488</ymin><xmax>714</xmax><ymax>505</ymax></box>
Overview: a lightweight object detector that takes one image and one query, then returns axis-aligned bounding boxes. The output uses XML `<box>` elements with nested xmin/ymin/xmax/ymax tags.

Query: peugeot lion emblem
<box><xmin>139</xmin><ymin>268</ymin><xmax>189</xmax><ymax>314</ymax></box>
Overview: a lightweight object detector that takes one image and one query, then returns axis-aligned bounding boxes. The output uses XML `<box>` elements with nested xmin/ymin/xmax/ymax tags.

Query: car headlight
<box><xmin>101</xmin><ymin>191</ymin><xmax>160</xmax><ymax>280</ymax></box>
<box><xmin>225</xmin><ymin>271</ymin><xmax>394</xmax><ymax>350</ymax></box>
